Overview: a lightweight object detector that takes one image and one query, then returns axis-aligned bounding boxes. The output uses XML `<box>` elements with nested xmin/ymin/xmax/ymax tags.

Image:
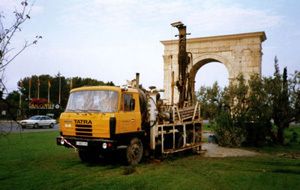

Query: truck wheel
<box><xmin>78</xmin><ymin>149</ymin><xmax>100</xmax><ymax>163</ymax></box>
<box><xmin>126</xmin><ymin>138</ymin><xmax>143</xmax><ymax>165</ymax></box>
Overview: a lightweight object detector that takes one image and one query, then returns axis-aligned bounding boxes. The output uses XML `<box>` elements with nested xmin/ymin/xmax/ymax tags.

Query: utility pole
<box><xmin>28</xmin><ymin>78</ymin><xmax>31</xmax><ymax>100</ymax></box>
<box><xmin>69</xmin><ymin>78</ymin><xmax>73</xmax><ymax>90</ymax></box>
<box><xmin>48</xmin><ymin>79</ymin><xmax>51</xmax><ymax>104</ymax></box>
<box><xmin>58</xmin><ymin>72</ymin><xmax>61</xmax><ymax>105</ymax></box>
<box><xmin>18</xmin><ymin>91</ymin><xmax>22</xmax><ymax>118</ymax></box>
<box><xmin>37</xmin><ymin>76</ymin><xmax>40</xmax><ymax>99</ymax></box>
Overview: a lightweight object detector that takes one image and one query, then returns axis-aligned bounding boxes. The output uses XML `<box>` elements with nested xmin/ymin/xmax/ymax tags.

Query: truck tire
<box><xmin>126</xmin><ymin>138</ymin><xmax>143</xmax><ymax>165</ymax></box>
<box><xmin>78</xmin><ymin>149</ymin><xmax>100</xmax><ymax>163</ymax></box>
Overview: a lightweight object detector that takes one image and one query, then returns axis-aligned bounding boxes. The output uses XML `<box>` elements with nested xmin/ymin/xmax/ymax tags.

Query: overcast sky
<box><xmin>1</xmin><ymin>0</ymin><xmax>300</xmax><ymax>93</ymax></box>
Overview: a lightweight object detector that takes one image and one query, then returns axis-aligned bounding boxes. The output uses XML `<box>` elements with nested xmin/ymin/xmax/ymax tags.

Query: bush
<box><xmin>214</xmin><ymin>111</ymin><xmax>245</xmax><ymax>147</ymax></box>
<box><xmin>244</xmin><ymin>121</ymin><xmax>273</xmax><ymax>147</ymax></box>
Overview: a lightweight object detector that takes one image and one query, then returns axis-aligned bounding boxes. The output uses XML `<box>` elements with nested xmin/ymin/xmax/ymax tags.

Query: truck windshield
<box><xmin>65</xmin><ymin>90</ymin><xmax>118</xmax><ymax>113</ymax></box>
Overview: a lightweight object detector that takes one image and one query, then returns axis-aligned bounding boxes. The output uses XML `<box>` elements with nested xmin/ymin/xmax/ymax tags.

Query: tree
<box><xmin>0</xmin><ymin>0</ymin><xmax>41</xmax><ymax>96</ymax></box>
<box><xmin>197</xmin><ymin>58</ymin><xmax>299</xmax><ymax>146</ymax></box>
<box><xmin>265</xmin><ymin>60</ymin><xmax>300</xmax><ymax>144</ymax></box>
<box><xmin>215</xmin><ymin>61</ymin><xmax>299</xmax><ymax>146</ymax></box>
<box><xmin>247</xmin><ymin>74</ymin><xmax>272</xmax><ymax>122</ymax></box>
<box><xmin>15</xmin><ymin>74</ymin><xmax>115</xmax><ymax>118</ymax></box>
<box><xmin>224</xmin><ymin>74</ymin><xmax>248</xmax><ymax>122</ymax></box>
<box><xmin>197</xmin><ymin>82</ymin><xmax>222</xmax><ymax>121</ymax></box>
<box><xmin>0</xmin><ymin>0</ymin><xmax>41</xmax><ymax>135</ymax></box>
<box><xmin>245</xmin><ymin>74</ymin><xmax>273</xmax><ymax>146</ymax></box>
<box><xmin>289</xmin><ymin>71</ymin><xmax>300</xmax><ymax>123</ymax></box>
<box><xmin>273</xmin><ymin>66</ymin><xmax>290</xmax><ymax>144</ymax></box>
<box><xmin>3</xmin><ymin>90</ymin><xmax>21</xmax><ymax>119</ymax></box>
<box><xmin>214</xmin><ymin>74</ymin><xmax>248</xmax><ymax>147</ymax></box>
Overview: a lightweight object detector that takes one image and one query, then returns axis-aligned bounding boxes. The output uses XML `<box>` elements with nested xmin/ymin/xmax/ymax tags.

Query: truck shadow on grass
<box><xmin>82</xmin><ymin>155</ymin><xmax>124</xmax><ymax>167</ymax></box>
<box><xmin>76</xmin><ymin>150</ymin><xmax>197</xmax><ymax>175</ymax></box>
<box><xmin>271</xmin><ymin>169</ymin><xmax>300</xmax><ymax>175</ymax></box>
<box><xmin>77</xmin><ymin>154</ymin><xmax>139</xmax><ymax>175</ymax></box>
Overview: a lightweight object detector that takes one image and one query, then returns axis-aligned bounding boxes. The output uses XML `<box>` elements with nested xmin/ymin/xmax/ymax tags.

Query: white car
<box><xmin>20</xmin><ymin>115</ymin><xmax>56</xmax><ymax>129</ymax></box>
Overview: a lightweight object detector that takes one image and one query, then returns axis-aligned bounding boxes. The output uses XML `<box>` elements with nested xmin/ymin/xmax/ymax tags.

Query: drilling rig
<box><xmin>56</xmin><ymin>22</ymin><xmax>202</xmax><ymax>165</ymax></box>
<box><xmin>171</xmin><ymin>21</ymin><xmax>192</xmax><ymax>108</ymax></box>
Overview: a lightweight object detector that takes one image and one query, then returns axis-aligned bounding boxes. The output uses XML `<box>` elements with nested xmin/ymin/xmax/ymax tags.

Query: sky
<box><xmin>1</xmin><ymin>0</ymin><xmax>300</xmax><ymax>94</ymax></box>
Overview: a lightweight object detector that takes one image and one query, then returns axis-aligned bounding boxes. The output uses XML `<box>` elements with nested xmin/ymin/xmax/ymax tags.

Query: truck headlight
<box><xmin>64</xmin><ymin>123</ymin><xmax>72</xmax><ymax>128</ymax></box>
<box><xmin>102</xmin><ymin>143</ymin><xmax>107</xmax><ymax>149</ymax></box>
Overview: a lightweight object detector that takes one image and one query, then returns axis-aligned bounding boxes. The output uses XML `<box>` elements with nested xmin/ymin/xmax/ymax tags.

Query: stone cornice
<box><xmin>161</xmin><ymin>31</ymin><xmax>266</xmax><ymax>45</ymax></box>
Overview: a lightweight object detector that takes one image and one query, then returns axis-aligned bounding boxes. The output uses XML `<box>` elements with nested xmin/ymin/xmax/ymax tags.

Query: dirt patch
<box><xmin>202</xmin><ymin>143</ymin><xmax>259</xmax><ymax>157</ymax></box>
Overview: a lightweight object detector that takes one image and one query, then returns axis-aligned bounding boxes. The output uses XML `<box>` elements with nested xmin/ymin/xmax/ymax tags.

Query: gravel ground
<box><xmin>202</xmin><ymin>143</ymin><xmax>259</xmax><ymax>157</ymax></box>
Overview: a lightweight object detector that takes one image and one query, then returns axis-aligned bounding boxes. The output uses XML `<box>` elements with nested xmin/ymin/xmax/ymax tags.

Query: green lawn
<box><xmin>202</xmin><ymin>123</ymin><xmax>213</xmax><ymax>131</ymax></box>
<box><xmin>0</xmin><ymin>131</ymin><xmax>300</xmax><ymax>190</ymax></box>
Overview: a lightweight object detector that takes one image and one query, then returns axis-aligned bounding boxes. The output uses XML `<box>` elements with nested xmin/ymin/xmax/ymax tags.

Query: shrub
<box><xmin>214</xmin><ymin>111</ymin><xmax>245</xmax><ymax>147</ymax></box>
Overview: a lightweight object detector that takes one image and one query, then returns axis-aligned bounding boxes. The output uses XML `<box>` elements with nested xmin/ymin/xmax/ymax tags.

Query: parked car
<box><xmin>20</xmin><ymin>115</ymin><xmax>56</xmax><ymax>129</ymax></box>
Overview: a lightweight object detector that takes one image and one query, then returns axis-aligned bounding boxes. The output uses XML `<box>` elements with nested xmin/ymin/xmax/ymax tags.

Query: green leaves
<box><xmin>197</xmin><ymin>62</ymin><xmax>300</xmax><ymax>146</ymax></box>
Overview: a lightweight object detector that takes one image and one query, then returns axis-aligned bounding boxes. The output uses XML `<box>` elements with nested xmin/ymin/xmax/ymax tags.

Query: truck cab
<box><xmin>57</xmin><ymin>86</ymin><xmax>145</xmax><ymax>164</ymax></box>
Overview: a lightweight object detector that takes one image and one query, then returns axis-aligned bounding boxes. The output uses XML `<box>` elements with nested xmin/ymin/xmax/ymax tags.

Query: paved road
<box><xmin>0</xmin><ymin>121</ymin><xmax>59</xmax><ymax>134</ymax></box>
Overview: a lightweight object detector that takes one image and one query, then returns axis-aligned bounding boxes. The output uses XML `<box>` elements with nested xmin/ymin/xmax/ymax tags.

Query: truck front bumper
<box><xmin>56</xmin><ymin>136</ymin><xmax>117</xmax><ymax>151</ymax></box>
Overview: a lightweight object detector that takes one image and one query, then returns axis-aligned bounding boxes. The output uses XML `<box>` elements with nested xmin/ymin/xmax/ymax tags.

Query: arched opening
<box><xmin>188</xmin><ymin>58</ymin><xmax>229</xmax><ymax>103</ymax></box>
<box><xmin>194</xmin><ymin>62</ymin><xmax>229</xmax><ymax>91</ymax></box>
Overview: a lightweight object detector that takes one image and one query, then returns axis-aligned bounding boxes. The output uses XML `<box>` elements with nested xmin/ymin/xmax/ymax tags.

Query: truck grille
<box><xmin>75</xmin><ymin>124</ymin><xmax>92</xmax><ymax>137</ymax></box>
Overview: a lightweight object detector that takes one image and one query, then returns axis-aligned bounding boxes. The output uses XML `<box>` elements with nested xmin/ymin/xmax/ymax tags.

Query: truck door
<box><xmin>117</xmin><ymin>93</ymin><xmax>140</xmax><ymax>134</ymax></box>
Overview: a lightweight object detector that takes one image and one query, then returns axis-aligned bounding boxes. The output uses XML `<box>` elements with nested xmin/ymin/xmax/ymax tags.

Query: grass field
<box><xmin>0</xmin><ymin>129</ymin><xmax>300</xmax><ymax>190</ymax></box>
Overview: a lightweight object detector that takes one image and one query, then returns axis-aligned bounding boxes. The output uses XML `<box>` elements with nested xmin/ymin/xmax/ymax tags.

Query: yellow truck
<box><xmin>56</xmin><ymin>82</ymin><xmax>202</xmax><ymax>165</ymax></box>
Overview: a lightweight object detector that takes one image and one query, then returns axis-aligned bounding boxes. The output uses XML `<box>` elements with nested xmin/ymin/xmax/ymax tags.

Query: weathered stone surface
<box><xmin>161</xmin><ymin>31</ymin><xmax>266</xmax><ymax>104</ymax></box>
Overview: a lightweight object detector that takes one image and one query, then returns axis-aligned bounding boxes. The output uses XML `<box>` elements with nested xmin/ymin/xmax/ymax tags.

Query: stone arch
<box><xmin>189</xmin><ymin>54</ymin><xmax>231</xmax><ymax>101</ymax></box>
<box><xmin>189</xmin><ymin>53</ymin><xmax>231</xmax><ymax>82</ymax></box>
<box><xmin>161</xmin><ymin>31</ymin><xmax>266</xmax><ymax>104</ymax></box>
